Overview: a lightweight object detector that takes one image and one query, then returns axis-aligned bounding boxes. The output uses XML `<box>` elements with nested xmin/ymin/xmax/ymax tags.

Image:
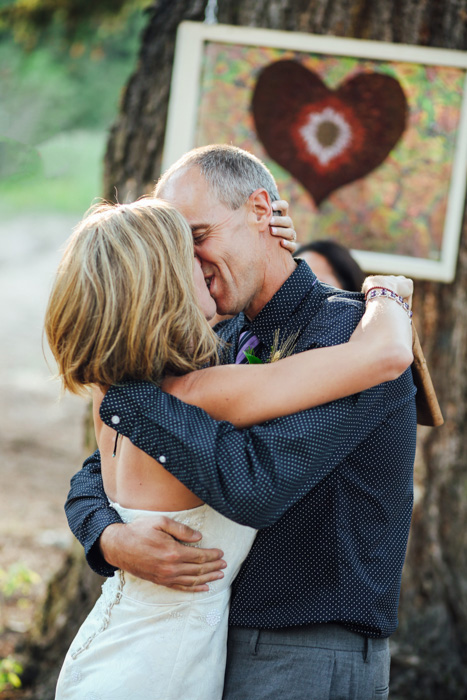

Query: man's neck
<box><xmin>244</xmin><ymin>255</ymin><xmax>297</xmax><ymax>320</ymax></box>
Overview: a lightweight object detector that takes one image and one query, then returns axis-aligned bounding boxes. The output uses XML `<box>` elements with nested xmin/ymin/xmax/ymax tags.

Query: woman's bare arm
<box><xmin>163</xmin><ymin>275</ymin><xmax>413</xmax><ymax>428</ymax></box>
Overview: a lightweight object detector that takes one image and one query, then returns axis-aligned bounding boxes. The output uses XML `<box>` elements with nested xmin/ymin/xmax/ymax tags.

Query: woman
<box><xmin>45</xmin><ymin>198</ymin><xmax>413</xmax><ymax>700</ymax></box>
<box><xmin>294</xmin><ymin>239</ymin><xmax>366</xmax><ymax>291</ymax></box>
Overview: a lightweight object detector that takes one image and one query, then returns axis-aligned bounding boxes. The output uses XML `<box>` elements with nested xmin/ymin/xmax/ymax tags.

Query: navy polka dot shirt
<box><xmin>65</xmin><ymin>260</ymin><xmax>417</xmax><ymax>638</ymax></box>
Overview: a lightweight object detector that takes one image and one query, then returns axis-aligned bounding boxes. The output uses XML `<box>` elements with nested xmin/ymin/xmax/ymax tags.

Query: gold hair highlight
<box><xmin>45</xmin><ymin>198</ymin><xmax>219</xmax><ymax>395</ymax></box>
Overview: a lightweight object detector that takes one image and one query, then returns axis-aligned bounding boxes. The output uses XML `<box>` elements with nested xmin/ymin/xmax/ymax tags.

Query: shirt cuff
<box><xmin>86</xmin><ymin>539</ymin><xmax>119</xmax><ymax>578</ymax></box>
<box><xmin>83</xmin><ymin>510</ymin><xmax>122</xmax><ymax>577</ymax></box>
<box><xmin>100</xmin><ymin>382</ymin><xmax>142</xmax><ymax>440</ymax></box>
<box><xmin>99</xmin><ymin>380</ymin><xmax>196</xmax><ymax>469</ymax></box>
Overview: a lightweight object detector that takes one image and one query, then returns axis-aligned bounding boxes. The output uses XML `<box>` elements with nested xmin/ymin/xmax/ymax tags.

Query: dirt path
<box><xmin>0</xmin><ymin>213</ymin><xmax>88</xmax><ymax>686</ymax></box>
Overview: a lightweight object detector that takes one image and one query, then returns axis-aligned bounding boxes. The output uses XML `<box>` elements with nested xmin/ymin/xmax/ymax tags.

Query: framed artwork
<box><xmin>163</xmin><ymin>22</ymin><xmax>467</xmax><ymax>281</ymax></box>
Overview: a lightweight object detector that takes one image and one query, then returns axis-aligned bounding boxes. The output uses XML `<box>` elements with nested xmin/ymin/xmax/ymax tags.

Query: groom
<box><xmin>65</xmin><ymin>145</ymin><xmax>417</xmax><ymax>699</ymax></box>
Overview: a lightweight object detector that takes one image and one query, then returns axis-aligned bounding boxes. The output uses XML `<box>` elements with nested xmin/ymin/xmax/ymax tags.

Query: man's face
<box><xmin>159</xmin><ymin>167</ymin><xmax>266</xmax><ymax>316</ymax></box>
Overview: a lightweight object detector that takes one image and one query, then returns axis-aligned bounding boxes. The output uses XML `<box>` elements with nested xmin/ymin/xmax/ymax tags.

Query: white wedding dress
<box><xmin>55</xmin><ymin>502</ymin><xmax>256</xmax><ymax>700</ymax></box>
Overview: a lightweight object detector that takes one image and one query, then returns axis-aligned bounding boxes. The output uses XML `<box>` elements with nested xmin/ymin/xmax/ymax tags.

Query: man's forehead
<box><xmin>159</xmin><ymin>168</ymin><xmax>236</xmax><ymax>229</ymax></box>
<box><xmin>158</xmin><ymin>165</ymin><xmax>205</xmax><ymax>200</ymax></box>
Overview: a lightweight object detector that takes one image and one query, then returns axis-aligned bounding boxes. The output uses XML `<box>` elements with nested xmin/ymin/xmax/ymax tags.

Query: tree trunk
<box><xmin>26</xmin><ymin>1</ymin><xmax>467</xmax><ymax>697</ymax></box>
<box><xmin>19</xmin><ymin>410</ymin><xmax>102</xmax><ymax>699</ymax></box>
<box><xmin>18</xmin><ymin>541</ymin><xmax>103</xmax><ymax>699</ymax></box>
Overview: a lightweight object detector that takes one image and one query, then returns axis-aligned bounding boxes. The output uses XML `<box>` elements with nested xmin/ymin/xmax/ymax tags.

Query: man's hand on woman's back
<box><xmin>99</xmin><ymin>517</ymin><xmax>226</xmax><ymax>592</ymax></box>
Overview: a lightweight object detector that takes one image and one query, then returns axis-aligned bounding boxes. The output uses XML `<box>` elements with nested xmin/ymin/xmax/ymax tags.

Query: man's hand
<box><xmin>100</xmin><ymin>517</ymin><xmax>227</xmax><ymax>592</ymax></box>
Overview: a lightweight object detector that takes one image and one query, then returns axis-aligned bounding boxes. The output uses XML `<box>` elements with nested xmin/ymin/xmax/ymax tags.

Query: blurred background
<box><xmin>0</xmin><ymin>1</ymin><xmax>466</xmax><ymax>698</ymax></box>
<box><xmin>0</xmin><ymin>1</ymin><xmax>147</xmax><ymax>694</ymax></box>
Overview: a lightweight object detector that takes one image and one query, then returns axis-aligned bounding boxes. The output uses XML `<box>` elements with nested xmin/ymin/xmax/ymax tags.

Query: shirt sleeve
<box><xmin>99</xmin><ymin>378</ymin><xmax>394</xmax><ymax>529</ymax></box>
<box><xmin>64</xmin><ymin>449</ymin><xmax>121</xmax><ymax>577</ymax></box>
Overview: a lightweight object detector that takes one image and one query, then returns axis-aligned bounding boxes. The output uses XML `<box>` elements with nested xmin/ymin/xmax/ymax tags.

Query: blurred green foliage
<box><xmin>0</xmin><ymin>563</ymin><xmax>41</xmax><ymax>599</ymax></box>
<box><xmin>0</xmin><ymin>130</ymin><xmax>106</xmax><ymax>216</ymax></box>
<box><xmin>0</xmin><ymin>656</ymin><xmax>23</xmax><ymax>692</ymax></box>
<box><xmin>0</xmin><ymin>0</ymin><xmax>150</xmax><ymax>212</ymax></box>
<box><xmin>0</xmin><ymin>2</ymin><xmax>148</xmax><ymax>144</ymax></box>
<box><xmin>0</xmin><ymin>564</ymin><xmax>41</xmax><ymax>692</ymax></box>
<box><xmin>0</xmin><ymin>0</ymin><xmax>151</xmax><ymax>49</ymax></box>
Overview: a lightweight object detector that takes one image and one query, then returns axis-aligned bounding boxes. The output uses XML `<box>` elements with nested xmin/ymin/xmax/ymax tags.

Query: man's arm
<box><xmin>66</xmin><ymin>378</ymin><xmax>389</xmax><ymax>574</ymax></box>
<box><xmin>65</xmin><ymin>450</ymin><xmax>122</xmax><ymax>577</ymax></box>
<box><xmin>98</xmin><ymin>378</ymin><xmax>394</xmax><ymax>529</ymax></box>
<box><xmin>65</xmin><ymin>450</ymin><xmax>227</xmax><ymax>587</ymax></box>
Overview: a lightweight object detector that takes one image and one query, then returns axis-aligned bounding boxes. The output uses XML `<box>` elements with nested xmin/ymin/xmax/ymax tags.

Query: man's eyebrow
<box><xmin>190</xmin><ymin>223</ymin><xmax>211</xmax><ymax>233</ymax></box>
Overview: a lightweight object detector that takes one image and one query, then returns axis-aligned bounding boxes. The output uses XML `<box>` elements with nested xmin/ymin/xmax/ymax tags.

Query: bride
<box><xmin>45</xmin><ymin>197</ymin><xmax>413</xmax><ymax>699</ymax></box>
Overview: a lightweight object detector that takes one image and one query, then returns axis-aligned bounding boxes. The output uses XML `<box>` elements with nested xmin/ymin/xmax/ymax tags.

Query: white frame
<box><xmin>163</xmin><ymin>21</ymin><xmax>467</xmax><ymax>282</ymax></box>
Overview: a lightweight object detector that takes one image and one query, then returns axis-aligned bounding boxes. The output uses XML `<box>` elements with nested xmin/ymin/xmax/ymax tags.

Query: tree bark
<box><xmin>18</xmin><ymin>541</ymin><xmax>103</xmax><ymax>699</ymax></box>
<box><xmin>27</xmin><ymin>0</ymin><xmax>467</xmax><ymax>697</ymax></box>
<box><xmin>19</xmin><ymin>411</ymin><xmax>102</xmax><ymax>699</ymax></box>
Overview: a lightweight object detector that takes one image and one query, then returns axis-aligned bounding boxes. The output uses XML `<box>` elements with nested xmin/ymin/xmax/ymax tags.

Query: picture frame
<box><xmin>163</xmin><ymin>21</ymin><xmax>467</xmax><ymax>282</ymax></box>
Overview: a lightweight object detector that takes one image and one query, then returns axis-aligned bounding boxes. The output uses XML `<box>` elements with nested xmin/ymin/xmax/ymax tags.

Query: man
<box><xmin>66</xmin><ymin>145</ymin><xmax>417</xmax><ymax>699</ymax></box>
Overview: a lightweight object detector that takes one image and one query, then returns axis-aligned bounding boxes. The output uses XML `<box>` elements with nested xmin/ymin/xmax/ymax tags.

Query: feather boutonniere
<box><xmin>245</xmin><ymin>329</ymin><xmax>300</xmax><ymax>364</ymax></box>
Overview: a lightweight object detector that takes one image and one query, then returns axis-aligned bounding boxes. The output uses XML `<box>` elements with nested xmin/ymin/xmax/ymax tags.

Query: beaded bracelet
<box><xmin>365</xmin><ymin>286</ymin><xmax>413</xmax><ymax>323</ymax></box>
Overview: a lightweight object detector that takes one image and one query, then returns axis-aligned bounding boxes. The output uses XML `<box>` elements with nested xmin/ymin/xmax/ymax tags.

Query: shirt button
<box><xmin>111</xmin><ymin>415</ymin><xmax>121</xmax><ymax>425</ymax></box>
<box><xmin>159</xmin><ymin>455</ymin><xmax>167</xmax><ymax>464</ymax></box>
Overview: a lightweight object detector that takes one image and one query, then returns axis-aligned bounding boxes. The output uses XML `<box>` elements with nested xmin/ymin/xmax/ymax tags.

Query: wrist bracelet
<box><xmin>365</xmin><ymin>286</ymin><xmax>413</xmax><ymax>323</ymax></box>
<box><xmin>364</xmin><ymin>286</ymin><xmax>389</xmax><ymax>297</ymax></box>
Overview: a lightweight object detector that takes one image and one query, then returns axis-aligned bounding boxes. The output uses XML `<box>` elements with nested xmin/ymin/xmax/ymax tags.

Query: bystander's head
<box><xmin>294</xmin><ymin>240</ymin><xmax>366</xmax><ymax>292</ymax></box>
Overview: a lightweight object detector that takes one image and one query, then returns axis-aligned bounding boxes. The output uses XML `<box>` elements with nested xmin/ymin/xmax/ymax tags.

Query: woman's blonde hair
<box><xmin>45</xmin><ymin>198</ymin><xmax>219</xmax><ymax>395</ymax></box>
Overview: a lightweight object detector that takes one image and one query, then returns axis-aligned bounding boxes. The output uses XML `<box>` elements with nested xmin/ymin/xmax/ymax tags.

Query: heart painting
<box><xmin>252</xmin><ymin>60</ymin><xmax>408</xmax><ymax>206</ymax></box>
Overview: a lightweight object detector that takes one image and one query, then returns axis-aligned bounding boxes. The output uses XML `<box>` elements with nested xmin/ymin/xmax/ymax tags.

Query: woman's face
<box><xmin>193</xmin><ymin>256</ymin><xmax>217</xmax><ymax>321</ymax></box>
<box><xmin>300</xmin><ymin>251</ymin><xmax>342</xmax><ymax>289</ymax></box>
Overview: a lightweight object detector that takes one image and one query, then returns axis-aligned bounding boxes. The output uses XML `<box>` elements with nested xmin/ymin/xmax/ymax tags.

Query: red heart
<box><xmin>252</xmin><ymin>61</ymin><xmax>407</xmax><ymax>206</ymax></box>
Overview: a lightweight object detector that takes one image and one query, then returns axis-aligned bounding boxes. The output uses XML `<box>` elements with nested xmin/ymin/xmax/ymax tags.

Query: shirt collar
<box><xmin>249</xmin><ymin>259</ymin><xmax>322</xmax><ymax>353</ymax></box>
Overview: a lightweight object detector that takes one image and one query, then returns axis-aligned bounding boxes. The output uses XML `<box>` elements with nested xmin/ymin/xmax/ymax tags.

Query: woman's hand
<box><xmin>354</xmin><ymin>274</ymin><xmax>414</xmax><ymax>378</ymax></box>
<box><xmin>270</xmin><ymin>200</ymin><xmax>297</xmax><ymax>253</ymax></box>
<box><xmin>362</xmin><ymin>275</ymin><xmax>413</xmax><ymax>308</ymax></box>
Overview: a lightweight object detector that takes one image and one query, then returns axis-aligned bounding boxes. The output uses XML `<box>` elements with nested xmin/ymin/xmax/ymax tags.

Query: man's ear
<box><xmin>247</xmin><ymin>188</ymin><xmax>272</xmax><ymax>231</ymax></box>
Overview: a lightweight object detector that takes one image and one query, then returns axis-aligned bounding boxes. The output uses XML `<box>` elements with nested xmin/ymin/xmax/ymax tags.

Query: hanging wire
<box><xmin>204</xmin><ymin>0</ymin><xmax>218</xmax><ymax>24</ymax></box>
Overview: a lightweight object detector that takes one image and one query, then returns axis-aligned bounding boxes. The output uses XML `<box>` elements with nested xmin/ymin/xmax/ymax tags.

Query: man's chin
<box><xmin>215</xmin><ymin>300</ymin><xmax>239</xmax><ymax>317</ymax></box>
<box><xmin>213</xmin><ymin>289</ymin><xmax>244</xmax><ymax>317</ymax></box>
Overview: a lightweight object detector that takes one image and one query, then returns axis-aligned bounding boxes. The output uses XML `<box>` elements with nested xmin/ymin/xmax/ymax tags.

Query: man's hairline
<box><xmin>155</xmin><ymin>164</ymin><xmax>273</xmax><ymax>213</ymax></box>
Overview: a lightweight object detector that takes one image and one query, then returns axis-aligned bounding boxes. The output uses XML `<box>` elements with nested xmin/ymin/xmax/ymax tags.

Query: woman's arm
<box><xmin>163</xmin><ymin>275</ymin><xmax>413</xmax><ymax>428</ymax></box>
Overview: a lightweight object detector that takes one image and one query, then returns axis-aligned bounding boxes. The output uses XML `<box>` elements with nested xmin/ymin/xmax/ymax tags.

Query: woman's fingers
<box><xmin>394</xmin><ymin>276</ymin><xmax>414</xmax><ymax>305</ymax></box>
<box><xmin>271</xmin><ymin>216</ymin><xmax>294</xmax><ymax>235</ymax></box>
<box><xmin>271</xmin><ymin>199</ymin><xmax>289</xmax><ymax>216</ymax></box>
<box><xmin>269</xmin><ymin>222</ymin><xmax>298</xmax><ymax>251</ymax></box>
<box><xmin>279</xmin><ymin>238</ymin><xmax>298</xmax><ymax>253</ymax></box>
<box><xmin>270</xmin><ymin>200</ymin><xmax>297</xmax><ymax>254</ymax></box>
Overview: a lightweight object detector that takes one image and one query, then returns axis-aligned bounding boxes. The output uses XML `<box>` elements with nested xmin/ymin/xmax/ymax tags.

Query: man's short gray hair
<box><xmin>155</xmin><ymin>144</ymin><xmax>280</xmax><ymax>209</ymax></box>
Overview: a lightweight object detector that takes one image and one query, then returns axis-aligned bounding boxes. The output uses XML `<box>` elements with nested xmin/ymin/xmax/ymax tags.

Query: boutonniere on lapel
<box><xmin>245</xmin><ymin>329</ymin><xmax>300</xmax><ymax>364</ymax></box>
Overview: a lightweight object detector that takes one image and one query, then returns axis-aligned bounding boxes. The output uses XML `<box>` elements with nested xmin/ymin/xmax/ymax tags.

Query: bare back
<box><xmin>93</xmin><ymin>391</ymin><xmax>203</xmax><ymax>512</ymax></box>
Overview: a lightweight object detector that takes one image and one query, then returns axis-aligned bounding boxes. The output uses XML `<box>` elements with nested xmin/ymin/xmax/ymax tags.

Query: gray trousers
<box><xmin>222</xmin><ymin>623</ymin><xmax>390</xmax><ymax>700</ymax></box>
